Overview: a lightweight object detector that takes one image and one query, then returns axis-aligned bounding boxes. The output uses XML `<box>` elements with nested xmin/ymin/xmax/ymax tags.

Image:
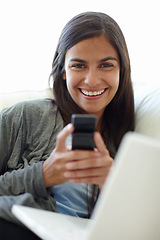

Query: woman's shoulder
<box><xmin>1</xmin><ymin>98</ymin><xmax>57</xmax><ymax>114</ymax></box>
<box><xmin>0</xmin><ymin>98</ymin><xmax>62</xmax><ymax>124</ymax></box>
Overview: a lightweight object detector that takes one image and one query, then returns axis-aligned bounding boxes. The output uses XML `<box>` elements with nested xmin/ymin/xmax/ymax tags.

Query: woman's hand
<box><xmin>64</xmin><ymin>131</ymin><xmax>113</xmax><ymax>189</ymax></box>
<box><xmin>42</xmin><ymin>124</ymin><xmax>74</xmax><ymax>187</ymax></box>
<box><xmin>42</xmin><ymin>124</ymin><xmax>113</xmax><ymax>189</ymax></box>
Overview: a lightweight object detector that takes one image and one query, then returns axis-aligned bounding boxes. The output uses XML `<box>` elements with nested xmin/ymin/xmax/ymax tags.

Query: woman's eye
<box><xmin>72</xmin><ymin>64</ymin><xmax>85</xmax><ymax>69</ymax></box>
<box><xmin>100</xmin><ymin>63</ymin><xmax>113</xmax><ymax>68</ymax></box>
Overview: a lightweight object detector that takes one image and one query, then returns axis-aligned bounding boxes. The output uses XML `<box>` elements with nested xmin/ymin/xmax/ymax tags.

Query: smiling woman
<box><xmin>47</xmin><ymin>11</ymin><xmax>134</xmax><ymax>216</ymax></box>
<box><xmin>63</xmin><ymin>35</ymin><xmax>120</xmax><ymax>120</ymax></box>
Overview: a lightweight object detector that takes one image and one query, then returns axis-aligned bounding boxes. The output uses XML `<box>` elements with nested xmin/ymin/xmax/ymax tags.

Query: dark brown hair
<box><xmin>50</xmin><ymin>11</ymin><xmax>135</xmax><ymax>217</ymax></box>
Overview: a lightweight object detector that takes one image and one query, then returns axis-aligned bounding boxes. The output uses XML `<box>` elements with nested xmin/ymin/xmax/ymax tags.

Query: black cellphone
<box><xmin>71</xmin><ymin>114</ymin><xmax>97</xmax><ymax>150</ymax></box>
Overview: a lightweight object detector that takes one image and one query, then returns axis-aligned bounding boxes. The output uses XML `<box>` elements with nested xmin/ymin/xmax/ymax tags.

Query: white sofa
<box><xmin>0</xmin><ymin>83</ymin><xmax>160</xmax><ymax>141</ymax></box>
<box><xmin>133</xmin><ymin>82</ymin><xmax>160</xmax><ymax>140</ymax></box>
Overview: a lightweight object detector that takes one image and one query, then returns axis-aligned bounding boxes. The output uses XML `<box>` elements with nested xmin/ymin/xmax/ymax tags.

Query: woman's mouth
<box><xmin>79</xmin><ymin>88</ymin><xmax>107</xmax><ymax>96</ymax></box>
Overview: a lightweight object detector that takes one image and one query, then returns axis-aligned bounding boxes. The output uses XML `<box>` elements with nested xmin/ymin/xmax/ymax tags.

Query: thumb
<box><xmin>94</xmin><ymin>131</ymin><xmax>109</xmax><ymax>155</ymax></box>
<box><xmin>56</xmin><ymin>124</ymin><xmax>74</xmax><ymax>151</ymax></box>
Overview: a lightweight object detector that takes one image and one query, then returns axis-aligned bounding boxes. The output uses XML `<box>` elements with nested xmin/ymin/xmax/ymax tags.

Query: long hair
<box><xmin>50</xmin><ymin>11</ymin><xmax>135</xmax><ymax>217</ymax></box>
<box><xmin>50</xmin><ymin>12</ymin><xmax>134</xmax><ymax>153</ymax></box>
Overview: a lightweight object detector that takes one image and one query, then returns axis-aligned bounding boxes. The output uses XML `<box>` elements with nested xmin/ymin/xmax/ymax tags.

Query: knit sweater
<box><xmin>0</xmin><ymin>99</ymin><xmax>64</xmax><ymax>224</ymax></box>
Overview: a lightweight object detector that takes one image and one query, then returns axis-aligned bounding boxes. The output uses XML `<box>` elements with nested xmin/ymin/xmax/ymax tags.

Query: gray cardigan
<box><xmin>0</xmin><ymin>99</ymin><xmax>64</xmax><ymax>224</ymax></box>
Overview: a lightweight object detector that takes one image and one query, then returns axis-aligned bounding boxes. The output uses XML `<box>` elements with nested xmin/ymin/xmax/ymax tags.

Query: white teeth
<box><xmin>81</xmin><ymin>89</ymin><xmax>105</xmax><ymax>96</ymax></box>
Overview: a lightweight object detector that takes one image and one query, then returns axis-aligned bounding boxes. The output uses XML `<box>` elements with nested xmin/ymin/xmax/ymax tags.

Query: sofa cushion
<box><xmin>134</xmin><ymin>82</ymin><xmax>160</xmax><ymax>140</ymax></box>
<box><xmin>0</xmin><ymin>89</ymin><xmax>53</xmax><ymax>111</ymax></box>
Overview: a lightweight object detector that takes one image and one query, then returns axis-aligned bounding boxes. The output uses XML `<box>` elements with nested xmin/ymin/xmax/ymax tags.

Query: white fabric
<box><xmin>0</xmin><ymin>89</ymin><xmax>53</xmax><ymax>110</ymax></box>
<box><xmin>134</xmin><ymin>82</ymin><xmax>160</xmax><ymax>140</ymax></box>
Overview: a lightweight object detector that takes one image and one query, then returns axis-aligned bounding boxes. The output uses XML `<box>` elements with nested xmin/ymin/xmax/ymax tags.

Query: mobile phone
<box><xmin>71</xmin><ymin>114</ymin><xmax>97</xmax><ymax>150</ymax></box>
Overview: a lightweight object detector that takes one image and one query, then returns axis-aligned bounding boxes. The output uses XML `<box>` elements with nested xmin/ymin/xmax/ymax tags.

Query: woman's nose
<box><xmin>84</xmin><ymin>69</ymin><xmax>100</xmax><ymax>87</ymax></box>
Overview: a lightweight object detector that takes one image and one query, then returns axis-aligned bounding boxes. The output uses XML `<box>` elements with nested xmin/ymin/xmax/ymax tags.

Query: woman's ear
<box><xmin>63</xmin><ymin>71</ymin><xmax>66</xmax><ymax>80</ymax></box>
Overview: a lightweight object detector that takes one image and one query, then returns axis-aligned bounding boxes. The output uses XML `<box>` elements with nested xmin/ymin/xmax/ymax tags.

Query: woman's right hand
<box><xmin>42</xmin><ymin>124</ymin><xmax>74</xmax><ymax>187</ymax></box>
<box><xmin>42</xmin><ymin>123</ymin><xmax>113</xmax><ymax>188</ymax></box>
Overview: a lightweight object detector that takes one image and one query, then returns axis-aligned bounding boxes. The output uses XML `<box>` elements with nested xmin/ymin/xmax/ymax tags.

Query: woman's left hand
<box><xmin>64</xmin><ymin>131</ymin><xmax>113</xmax><ymax>189</ymax></box>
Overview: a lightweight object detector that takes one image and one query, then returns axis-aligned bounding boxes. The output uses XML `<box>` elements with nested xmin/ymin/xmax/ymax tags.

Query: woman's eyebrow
<box><xmin>69</xmin><ymin>57</ymin><xmax>118</xmax><ymax>63</ymax></box>
<box><xmin>69</xmin><ymin>58</ymin><xmax>87</xmax><ymax>63</ymax></box>
<box><xmin>98</xmin><ymin>57</ymin><xmax>118</xmax><ymax>63</ymax></box>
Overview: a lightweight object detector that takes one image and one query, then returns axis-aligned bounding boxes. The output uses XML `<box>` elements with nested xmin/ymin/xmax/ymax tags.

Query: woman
<box><xmin>0</xmin><ymin>12</ymin><xmax>134</xmax><ymax>239</ymax></box>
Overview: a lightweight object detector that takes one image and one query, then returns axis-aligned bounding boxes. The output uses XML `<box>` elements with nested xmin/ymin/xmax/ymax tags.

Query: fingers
<box><xmin>56</xmin><ymin>124</ymin><xmax>74</xmax><ymax>151</ymax></box>
<box><xmin>63</xmin><ymin>131</ymin><xmax>113</xmax><ymax>188</ymax></box>
<box><xmin>65</xmin><ymin>153</ymin><xmax>108</xmax><ymax>169</ymax></box>
<box><xmin>44</xmin><ymin>127</ymin><xmax>113</xmax><ymax>188</ymax></box>
<box><xmin>64</xmin><ymin>165</ymin><xmax>111</xmax><ymax>188</ymax></box>
<box><xmin>94</xmin><ymin>131</ymin><xmax>109</xmax><ymax>155</ymax></box>
<box><xmin>64</xmin><ymin>166</ymin><xmax>110</xmax><ymax>180</ymax></box>
<box><xmin>64</xmin><ymin>156</ymin><xmax>113</xmax><ymax>187</ymax></box>
<box><xmin>64</xmin><ymin>156</ymin><xmax>112</xmax><ymax>179</ymax></box>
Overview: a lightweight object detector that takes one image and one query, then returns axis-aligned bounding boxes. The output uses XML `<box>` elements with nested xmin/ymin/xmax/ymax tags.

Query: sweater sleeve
<box><xmin>0</xmin><ymin>100</ymin><xmax>62</xmax><ymax>199</ymax></box>
<box><xmin>0</xmin><ymin>161</ymin><xmax>49</xmax><ymax>199</ymax></box>
<box><xmin>0</xmin><ymin>99</ymin><xmax>63</xmax><ymax>223</ymax></box>
<box><xmin>0</xmin><ymin>102</ymin><xmax>50</xmax><ymax>199</ymax></box>
<box><xmin>0</xmin><ymin>104</ymin><xmax>23</xmax><ymax>174</ymax></box>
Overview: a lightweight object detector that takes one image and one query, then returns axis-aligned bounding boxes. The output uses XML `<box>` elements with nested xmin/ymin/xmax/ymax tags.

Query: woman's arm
<box><xmin>0</xmin><ymin>161</ymin><xmax>50</xmax><ymax>198</ymax></box>
<box><xmin>0</xmin><ymin>102</ymin><xmax>58</xmax><ymax>223</ymax></box>
<box><xmin>0</xmin><ymin>101</ymin><xmax>55</xmax><ymax>198</ymax></box>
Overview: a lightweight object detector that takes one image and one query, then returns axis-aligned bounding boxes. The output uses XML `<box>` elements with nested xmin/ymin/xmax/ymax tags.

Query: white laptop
<box><xmin>12</xmin><ymin>132</ymin><xmax>160</xmax><ymax>240</ymax></box>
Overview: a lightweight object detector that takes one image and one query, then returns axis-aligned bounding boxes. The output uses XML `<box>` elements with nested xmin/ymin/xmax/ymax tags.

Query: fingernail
<box><xmin>94</xmin><ymin>151</ymin><xmax>101</xmax><ymax>157</ymax></box>
<box><xmin>67</xmin><ymin>123</ymin><xmax>73</xmax><ymax>130</ymax></box>
<box><xmin>96</xmin><ymin>131</ymin><xmax>101</xmax><ymax>139</ymax></box>
<box><xmin>64</xmin><ymin>172</ymin><xmax>70</xmax><ymax>178</ymax></box>
<box><xmin>65</xmin><ymin>162</ymin><xmax>72</xmax><ymax>169</ymax></box>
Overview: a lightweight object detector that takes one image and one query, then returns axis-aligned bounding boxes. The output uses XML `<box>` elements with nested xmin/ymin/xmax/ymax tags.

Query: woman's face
<box><xmin>63</xmin><ymin>35</ymin><xmax>120</xmax><ymax>120</ymax></box>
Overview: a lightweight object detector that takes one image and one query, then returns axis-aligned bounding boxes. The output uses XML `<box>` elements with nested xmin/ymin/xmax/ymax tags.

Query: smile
<box><xmin>80</xmin><ymin>88</ymin><xmax>107</xmax><ymax>96</ymax></box>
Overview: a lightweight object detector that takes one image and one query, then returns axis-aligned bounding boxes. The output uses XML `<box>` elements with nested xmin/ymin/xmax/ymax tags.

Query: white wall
<box><xmin>0</xmin><ymin>0</ymin><xmax>159</xmax><ymax>92</ymax></box>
